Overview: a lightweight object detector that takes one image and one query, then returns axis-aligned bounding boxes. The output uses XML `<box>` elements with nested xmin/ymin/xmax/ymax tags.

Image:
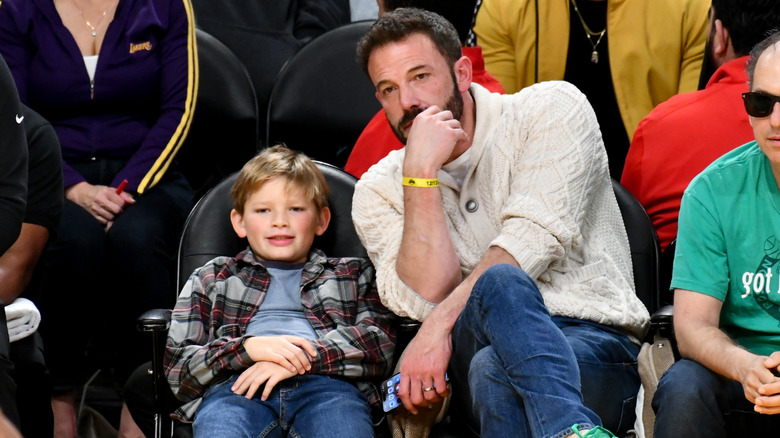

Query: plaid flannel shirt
<box><xmin>165</xmin><ymin>247</ymin><xmax>396</xmax><ymax>421</ymax></box>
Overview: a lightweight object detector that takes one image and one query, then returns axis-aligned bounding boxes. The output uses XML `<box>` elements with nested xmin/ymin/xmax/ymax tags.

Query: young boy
<box><xmin>164</xmin><ymin>146</ymin><xmax>396</xmax><ymax>437</ymax></box>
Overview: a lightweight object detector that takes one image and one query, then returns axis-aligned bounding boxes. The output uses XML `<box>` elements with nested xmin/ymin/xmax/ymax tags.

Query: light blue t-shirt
<box><xmin>673</xmin><ymin>141</ymin><xmax>780</xmax><ymax>356</ymax></box>
<box><xmin>245</xmin><ymin>261</ymin><xmax>317</xmax><ymax>340</ymax></box>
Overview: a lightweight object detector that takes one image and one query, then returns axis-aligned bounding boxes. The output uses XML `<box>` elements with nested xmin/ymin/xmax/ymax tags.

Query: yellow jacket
<box><xmin>474</xmin><ymin>0</ymin><xmax>710</xmax><ymax>139</ymax></box>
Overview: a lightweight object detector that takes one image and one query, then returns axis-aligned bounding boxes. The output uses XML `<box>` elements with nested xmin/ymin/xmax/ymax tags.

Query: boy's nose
<box><xmin>271</xmin><ymin>211</ymin><xmax>289</xmax><ymax>226</ymax></box>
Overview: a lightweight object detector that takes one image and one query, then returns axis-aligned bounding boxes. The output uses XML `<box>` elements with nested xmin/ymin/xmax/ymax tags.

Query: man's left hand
<box><xmin>396</xmin><ymin>317</ymin><xmax>452</xmax><ymax>414</ymax></box>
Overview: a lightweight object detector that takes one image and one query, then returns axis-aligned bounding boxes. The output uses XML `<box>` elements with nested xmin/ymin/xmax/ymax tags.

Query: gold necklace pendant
<box><xmin>570</xmin><ymin>0</ymin><xmax>606</xmax><ymax>65</ymax></box>
<box><xmin>73</xmin><ymin>0</ymin><xmax>114</xmax><ymax>38</ymax></box>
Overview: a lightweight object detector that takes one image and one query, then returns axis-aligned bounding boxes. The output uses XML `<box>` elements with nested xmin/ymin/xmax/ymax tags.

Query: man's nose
<box><xmin>398</xmin><ymin>86</ymin><xmax>421</xmax><ymax>111</ymax></box>
<box><xmin>771</xmin><ymin>102</ymin><xmax>780</xmax><ymax>127</ymax></box>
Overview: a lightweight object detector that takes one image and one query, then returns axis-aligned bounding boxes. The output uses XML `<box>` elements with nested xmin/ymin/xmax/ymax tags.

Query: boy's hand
<box><xmin>244</xmin><ymin>336</ymin><xmax>317</xmax><ymax>374</ymax></box>
<box><xmin>232</xmin><ymin>361</ymin><xmax>297</xmax><ymax>400</ymax></box>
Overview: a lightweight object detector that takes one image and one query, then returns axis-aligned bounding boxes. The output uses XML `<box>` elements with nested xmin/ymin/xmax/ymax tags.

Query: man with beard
<box><xmin>621</xmin><ymin>0</ymin><xmax>780</xmax><ymax>254</ymax></box>
<box><xmin>352</xmin><ymin>8</ymin><xmax>648</xmax><ymax>438</ymax></box>
<box><xmin>343</xmin><ymin>0</ymin><xmax>504</xmax><ymax>179</ymax></box>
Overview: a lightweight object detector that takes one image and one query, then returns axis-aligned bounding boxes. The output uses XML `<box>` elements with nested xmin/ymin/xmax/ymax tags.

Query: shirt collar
<box><xmin>236</xmin><ymin>247</ymin><xmax>328</xmax><ymax>271</ymax></box>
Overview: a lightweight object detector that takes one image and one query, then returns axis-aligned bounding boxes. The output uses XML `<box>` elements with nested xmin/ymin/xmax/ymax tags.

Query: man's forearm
<box><xmin>423</xmin><ymin>246</ymin><xmax>520</xmax><ymax>333</ymax></box>
<box><xmin>675</xmin><ymin>289</ymin><xmax>759</xmax><ymax>382</ymax></box>
<box><xmin>677</xmin><ymin>323</ymin><xmax>758</xmax><ymax>383</ymax></box>
<box><xmin>396</xmin><ymin>184</ymin><xmax>461</xmax><ymax>303</ymax></box>
<box><xmin>0</xmin><ymin>224</ymin><xmax>48</xmax><ymax>303</ymax></box>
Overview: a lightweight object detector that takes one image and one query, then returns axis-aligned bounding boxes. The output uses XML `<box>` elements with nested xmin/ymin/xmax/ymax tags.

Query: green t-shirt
<box><xmin>672</xmin><ymin>141</ymin><xmax>780</xmax><ymax>356</ymax></box>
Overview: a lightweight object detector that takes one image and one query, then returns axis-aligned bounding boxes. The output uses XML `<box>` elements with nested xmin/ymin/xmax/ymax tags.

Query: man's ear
<box><xmin>711</xmin><ymin>19</ymin><xmax>733</xmax><ymax>65</ymax></box>
<box><xmin>315</xmin><ymin>206</ymin><xmax>331</xmax><ymax>236</ymax></box>
<box><xmin>454</xmin><ymin>55</ymin><xmax>473</xmax><ymax>93</ymax></box>
<box><xmin>230</xmin><ymin>209</ymin><xmax>247</xmax><ymax>238</ymax></box>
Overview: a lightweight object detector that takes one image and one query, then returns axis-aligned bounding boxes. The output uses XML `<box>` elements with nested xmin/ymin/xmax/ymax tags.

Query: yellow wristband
<box><xmin>403</xmin><ymin>177</ymin><xmax>439</xmax><ymax>187</ymax></box>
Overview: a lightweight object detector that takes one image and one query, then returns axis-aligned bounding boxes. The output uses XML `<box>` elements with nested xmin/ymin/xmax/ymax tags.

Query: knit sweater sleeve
<box><xmin>484</xmin><ymin>81</ymin><xmax>612</xmax><ymax>280</ymax></box>
<box><xmin>352</xmin><ymin>154</ymin><xmax>436</xmax><ymax>322</ymax></box>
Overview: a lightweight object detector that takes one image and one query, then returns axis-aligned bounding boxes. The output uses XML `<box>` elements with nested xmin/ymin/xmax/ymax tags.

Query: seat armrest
<box><xmin>649</xmin><ymin>304</ymin><xmax>677</xmax><ymax>358</ymax></box>
<box><xmin>137</xmin><ymin>309</ymin><xmax>172</xmax><ymax>333</ymax></box>
<box><xmin>650</xmin><ymin>305</ymin><xmax>673</xmax><ymax>326</ymax></box>
<box><xmin>398</xmin><ymin>317</ymin><xmax>421</xmax><ymax>334</ymax></box>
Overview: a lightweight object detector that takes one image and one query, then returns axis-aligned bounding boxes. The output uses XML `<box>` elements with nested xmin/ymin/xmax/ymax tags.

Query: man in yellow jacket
<box><xmin>474</xmin><ymin>0</ymin><xmax>710</xmax><ymax>178</ymax></box>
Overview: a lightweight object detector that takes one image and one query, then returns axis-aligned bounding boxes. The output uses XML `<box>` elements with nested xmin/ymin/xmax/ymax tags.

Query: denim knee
<box><xmin>653</xmin><ymin>359</ymin><xmax>735</xmax><ymax>438</ymax></box>
<box><xmin>466</xmin><ymin>347</ymin><xmax>529</xmax><ymax>436</ymax></box>
<box><xmin>654</xmin><ymin>359</ymin><xmax>720</xmax><ymax>410</ymax></box>
<box><xmin>468</xmin><ymin>347</ymin><xmax>507</xmax><ymax>396</ymax></box>
<box><xmin>473</xmin><ymin>264</ymin><xmax>541</xmax><ymax>305</ymax></box>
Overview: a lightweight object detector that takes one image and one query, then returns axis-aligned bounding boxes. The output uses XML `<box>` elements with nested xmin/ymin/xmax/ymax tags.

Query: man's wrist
<box><xmin>402</xmin><ymin>161</ymin><xmax>440</xmax><ymax>180</ymax></box>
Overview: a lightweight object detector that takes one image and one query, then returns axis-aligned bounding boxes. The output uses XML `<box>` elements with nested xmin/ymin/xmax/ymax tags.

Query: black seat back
<box><xmin>612</xmin><ymin>179</ymin><xmax>661</xmax><ymax>314</ymax></box>
<box><xmin>176</xmin><ymin>162</ymin><xmax>365</xmax><ymax>291</ymax></box>
<box><xmin>190</xmin><ymin>0</ymin><xmax>350</xmax><ymax>139</ymax></box>
<box><xmin>266</xmin><ymin>21</ymin><xmax>381</xmax><ymax>167</ymax></box>
<box><xmin>176</xmin><ymin>29</ymin><xmax>259</xmax><ymax>198</ymax></box>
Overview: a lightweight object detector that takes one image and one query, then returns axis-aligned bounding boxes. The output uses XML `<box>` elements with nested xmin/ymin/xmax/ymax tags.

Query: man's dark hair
<box><xmin>381</xmin><ymin>0</ymin><xmax>478</xmax><ymax>44</ymax></box>
<box><xmin>746</xmin><ymin>30</ymin><xmax>780</xmax><ymax>89</ymax></box>
<box><xmin>357</xmin><ymin>7</ymin><xmax>462</xmax><ymax>75</ymax></box>
<box><xmin>711</xmin><ymin>0</ymin><xmax>780</xmax><ymax>57</ymax></box>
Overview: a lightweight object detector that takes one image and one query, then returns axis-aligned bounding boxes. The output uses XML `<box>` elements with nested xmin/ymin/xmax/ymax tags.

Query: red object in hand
<box><xmin>115</xmin><ymin>179</ymin><xmax>128</xmax><ymax>194</ymax></box>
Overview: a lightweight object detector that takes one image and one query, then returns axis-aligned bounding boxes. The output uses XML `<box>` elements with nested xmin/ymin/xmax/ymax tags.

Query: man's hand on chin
<box><xmin>403</xmin><ymin>105</ymin><xmax>467</xmax><ymax>176</ymax></box>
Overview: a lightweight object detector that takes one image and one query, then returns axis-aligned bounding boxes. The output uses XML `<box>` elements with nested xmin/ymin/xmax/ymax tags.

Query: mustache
<box><xmin>398</xmin><ymin>107</ymin><xmax>425</xmax><ymax>129</ymax></box>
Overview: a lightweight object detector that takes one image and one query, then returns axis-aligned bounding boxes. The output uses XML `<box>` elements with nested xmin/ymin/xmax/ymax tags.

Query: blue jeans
<box><xmin>193</xmin><ymin>374</ymin><xmax>373</xmax><ymax>438</ymax></box>
<box><xmin>450</xmin><ymin>264</ymin><xmax>640</xmax><ymax>438</ymax></box>
<box><xmin>653</xmin><ymin>359</ymin><xmax>780</xmax><ymax>437</ymax></box>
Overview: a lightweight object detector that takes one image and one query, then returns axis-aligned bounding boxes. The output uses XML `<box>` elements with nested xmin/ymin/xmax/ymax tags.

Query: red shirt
<box><xmin>344</xmin><ymin>46</ymin><xmax>505</xmax><ymax>178</ymax></box>
<box><xmin>620</xmin><ymin>56</ymin><xmax>754</xmax><ymax>252</ymax></box>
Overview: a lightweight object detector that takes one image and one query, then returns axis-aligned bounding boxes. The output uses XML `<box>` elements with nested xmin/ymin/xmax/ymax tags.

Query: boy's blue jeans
<box><xmin>449</xmin><ymin>264</ymin><xmax>640</xmax><ymax>438</ymax></box>
<box><xmin>193</xmin><ymin>374</ymin><xmax>373</xmax><ymax>438</ymax></box>
<box><xmin>653</xmin><ymin>359</ymin><xmax>780</xmax><ymax>437</ymax></box>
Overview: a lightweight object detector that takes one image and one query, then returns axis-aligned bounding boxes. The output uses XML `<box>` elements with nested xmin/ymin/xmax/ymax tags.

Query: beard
<box><xmin>389</xmin><ymin>72</ymin><xmax>465</xmax><ymax>145</ymax></box>
<box><xmin>698</xmin><ymin>23</ymin><xmax>718</xmax><ymax>90</ymax></box>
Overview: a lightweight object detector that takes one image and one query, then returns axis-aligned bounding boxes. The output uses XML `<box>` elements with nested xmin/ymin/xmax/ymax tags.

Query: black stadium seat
<box><xmin>266</xmin><ymin>21</ymin><xmax>381</xmax><ymax>168</ymax></box>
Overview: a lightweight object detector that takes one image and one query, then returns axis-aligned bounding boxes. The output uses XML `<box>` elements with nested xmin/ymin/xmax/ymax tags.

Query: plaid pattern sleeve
<box><xmin>164</xmin><ymin>252</ymin><xmax>264</xmax><ymax>407</ymax></box>
<box><xmin>303</xmin><ymin>254</ymin><xmax>396</xmax><ymax>378</ymax></box>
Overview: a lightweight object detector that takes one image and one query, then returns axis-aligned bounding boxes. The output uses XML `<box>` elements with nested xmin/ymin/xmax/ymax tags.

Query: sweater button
<box><xmin>465</xmin><ymin>200</ymin><xmax>478</xmax><ymax>212</ymax></box>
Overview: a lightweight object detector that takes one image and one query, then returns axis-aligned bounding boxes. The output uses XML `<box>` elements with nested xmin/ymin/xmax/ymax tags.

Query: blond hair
<box><xmin>231</xmin><ymin>145</ymin><xmax>330</xmax><ymax>213</ymax></box>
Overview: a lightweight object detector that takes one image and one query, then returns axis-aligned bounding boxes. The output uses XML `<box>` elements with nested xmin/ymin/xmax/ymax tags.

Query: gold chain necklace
<box><xmin>72</xmin><ymin>0</ymin><xmax>114</xmax><ymax>37</ymax></box>
<box><xmin>570</xmin><ymin>0</ymin><xmax>607</xmax><ymax>64</ymax></box>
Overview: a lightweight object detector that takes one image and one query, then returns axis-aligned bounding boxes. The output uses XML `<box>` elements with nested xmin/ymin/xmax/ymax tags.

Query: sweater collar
<box><xmin>438</xmin><ymin>84</ymin><xmax>502</xmax><ymax>190</ymax></box>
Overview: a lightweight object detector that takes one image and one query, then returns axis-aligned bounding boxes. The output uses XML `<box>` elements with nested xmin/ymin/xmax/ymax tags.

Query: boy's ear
<box><xmin>315</xmin><ymin>206</ymin><xmax>331</xmax><ymax>236</ymax></box>
<box><xmin>230</xmin><ymin>209</ymin><xmax>247</xmax><ymax>238</ymax></box>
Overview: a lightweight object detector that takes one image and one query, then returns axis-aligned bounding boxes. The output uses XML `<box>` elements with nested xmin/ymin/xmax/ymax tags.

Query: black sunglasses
<box><xmin>742</xmin><ymin>92</ymin><xmax>780</xmax><ymax>117</ymax></box>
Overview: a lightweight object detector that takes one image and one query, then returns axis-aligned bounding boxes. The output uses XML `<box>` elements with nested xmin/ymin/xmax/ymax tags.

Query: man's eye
<box><xmin>414</xmin><ymin>73</ymin><xmax>428</xmax><ymax>81</ymax></box>
<box><xmin>381</xmin><ymin>86</ymin><xmax>396</xmax><ymax>96</ymax></box>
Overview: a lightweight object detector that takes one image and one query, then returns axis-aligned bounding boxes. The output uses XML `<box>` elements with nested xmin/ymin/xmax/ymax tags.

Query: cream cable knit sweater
<box><xmin>352</xmin><ymin>82</ymin><xmax>649</xmax><ymax>340</ymax></box>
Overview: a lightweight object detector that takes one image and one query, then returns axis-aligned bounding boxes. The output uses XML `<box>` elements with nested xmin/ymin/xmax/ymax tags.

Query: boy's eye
<box><xmin>256</xmin><ymin>208</ymin><xmax>269</xmax><ymax>213</ymax></box>
<box><xmin>290</xmin><ymin>207</ymin><xmax>305</xmax><ymax>212</ymax></box>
